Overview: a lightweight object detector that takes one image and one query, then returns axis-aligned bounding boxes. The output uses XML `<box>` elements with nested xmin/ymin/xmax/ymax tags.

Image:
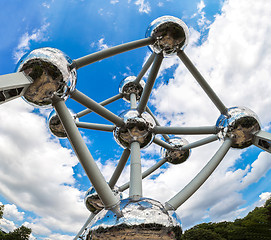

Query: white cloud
<box><xmin>147</xmin><ymin>0</ymin><xmax>271</xmax><ymax>229</ymax></box>
<box><xmin>134</xmin><ymin>0</ymin><xmax>151</xmax><ymax>14</ymax></box>
<box><xmin>110</xmin><ymin>0</ymin><xmax>119</xmax><ymax>4</ymax></box>
<box><xmin>2</xmin><ymin>203</ymin><xmax>25</xmax><ymax>222</ymax></box>
<box><xmin>13</xmin><ymin>22</ymin><xmax>50</xmax><ymax>62</ymax></box>
<box><xmin>0</xmin><ymin>99</ymin><xmax>88</xmax><ymax>237</ymax></box>
<box><xmin>98</xmin><ymin>38</ymin><xmax>109</xmax><ymax>50</ymax></box>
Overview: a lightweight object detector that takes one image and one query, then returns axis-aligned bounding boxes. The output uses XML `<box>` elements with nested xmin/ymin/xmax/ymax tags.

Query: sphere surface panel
<box><xmin>113</xmin><ymin>110</ymin><xmax>156</xmax><ymax>149</ymax></box>
<box><xmin>119</xmin><ymin>76</ymin><xmax>145</xmax><ymax>102</ymax></box>
<box><xmin>16</xmin><ymin>47</ymin><xmax>77</xmax><ymax>108</ymax></box>
<box><xmin>216</xmin><ymin>106</ymin><xmax>261</xmax><ymax>148</ymax></box>
<box><xmin>162</xmin><ymin>137</ymin><xmax>190</xmax><ymax>164</ymax></box>
<box><xmin>86</xmin><ymin>198</ymin><xmax>182</xmax><ymax>240</ymax></box>
<box><xmin>146</xmin><ymin>16</ymin><xmax>189</xmax><ymax>56</ymax></box>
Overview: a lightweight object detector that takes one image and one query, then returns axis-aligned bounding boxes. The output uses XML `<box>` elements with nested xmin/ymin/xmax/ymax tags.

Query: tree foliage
<box><xmin>181</xmin><ymin>197</ymin><xmax>271</xmax><ymax>240</ymax></box>
<box><xmin>0</xmin><ymin>205</ymin><xmax>31</xmax><ymax>240</ymax></box>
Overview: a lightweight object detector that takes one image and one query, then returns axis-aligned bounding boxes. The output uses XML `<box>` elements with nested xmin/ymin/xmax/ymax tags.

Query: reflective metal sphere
<box><xmin>216</xmin><ymin>107</ymin><xmax>261</xmax><ymax>148</ymax></box>
<box><xmin>16</xmin><ymin>47</ymin><xmax>77</xmax><ymax>108</ymax></box>
<box><xmin>119</xmin><ymin>76</ymin><xmax>145</xmax><ymax>102</ymax></box>
<box><xmin>48</xmin><ymin>110</ymin><xmax>77</xmax><ymax>138</ymax></box>
<box><xmin>113</xmin><ymin>109</ymin><xmax>156</xmax><ymax>149</ymax></box>
<box><xmin>86</xmin><ymin>198</ymin><xmax>182</xmax><ymax>240</ymax></box>
<box><xmin>162</xmin><ymin>137</ymin><xmax>190</xmax><ymax>164</ymax></box>
<box><xmin>146</xmin><ymin>16</ymin><xmax>189</xmax><ymax>56</ymax></box>
<box><xmin>84</xmin><ymin>186</ymin><xmax>122</xmax><ymax>214</ymax></box>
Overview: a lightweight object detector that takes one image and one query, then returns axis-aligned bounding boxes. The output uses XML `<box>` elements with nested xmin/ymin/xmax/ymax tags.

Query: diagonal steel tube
<box><xmin>137</xmin><ymin>54</ymin><xmax>163</xmax><ymax>114</ymax></box>
<box><xmin>165</xmin><ymin>138</ymin><xmax>232</xmax><ymax>210</ymax></box>
<box><xmin>71</xmin><ymin>89</ymin><xmax>124</xmax><ymax>127</ymax></box>
<box><xmin>76</xmin><ymin>93</ymin><xmax>122</xmax><ymax>119</ymax></box>
<box><xmin>119</xmin><ymin>158</ymin><xmax>167</xmax><ymax>192</ymax></box>
<box><xmin>146</xmin><ymin>106</ymin><xmax>170</xmax><ymax>142</ymax></box>
<box><xmin>130</xmin><ymin>93</ymin><xmax>137</xmax><ymax>109</ymax></box>
<box><xmin>134</xmin><ymin>53</ymin><xmax>156</xmax><ymax>84</ymax></box>
<box><xmin>76</xmin><ymin>122</ymin><xmax>115</xmax><ymax>132</ymax></box>
<box><xmin>181</xmin><ymin>135</ymin><xmax>219</xmax><ymax>150</ymax></box>
<box><xmin>73</xmin><ymin>213</ymin><xmax>95</xmax><ymax>240</ymax></box>
<box><xmin>129</xmin><ymin>141</ymin><xmax>142</xmax><ymax>199</ymax></box>
<box><xmin>178</xmin><ymin>51</ymin><xmax>227</xmax><ymax>114</ymax></box>
<box><xmin>153</xmin><ymin>137</ymin><xmax>174</xmax><ymax>150</ymax></box>
<box><xmin>53</xmin><ymin>97</ymin><xmax>119</xmax><ymax>209</ymax></box>
<box><xmin>153</xmin><ymin>125</ymin><xmax>219</xmax><ymax>135</ymax></box>
<box><xmin>72</xmin><ymin>37</ymin><xmax>155</xmax><ymax>69</ymax></box>
<box><xmin>108</xmin><ymin>148</ymin><xmax>131</xmax><ymax>189</ymax></box>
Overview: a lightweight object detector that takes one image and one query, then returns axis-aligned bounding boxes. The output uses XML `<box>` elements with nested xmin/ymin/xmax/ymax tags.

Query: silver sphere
<box><xmin>16</xmin><ymin>47</ymin><xmax>77</xmax><ymax>108</ymax></box>
<box><xmin>86</xmin><ymin>198</ymin><xmax>182</xmax><ymax>240</ymax></box>
<box><xmin>113</xmin><ymin>109</ymin><xmax>156</xmax><ymax>149</ymax></box>
<box><xmin>162</xmin><ymin>137</ymin><xmax>190</xmax><ymax>164</ymax></box>
<box><xmin>48</xmin><ymin>110</ymin><xmax>77</xmax><ymax>138</ymax></box>
<box><xmin>84</xmin><ymin>186</ymin><xmax>122</xmax><ymax>214</ymax></box>
<box><xmin>146</xmin><ymin>16</ymin><xmax>189</xmax><ymax>56</ymax></box>
<box><xmin>216</xmin><ymin>107</ymin><xmax>261</xmax><ymax>148</ymax></box>
<box><xmin>119</xmin><ymin>76</ymin><xmax>145</xmax><ymax>102</ymax></box>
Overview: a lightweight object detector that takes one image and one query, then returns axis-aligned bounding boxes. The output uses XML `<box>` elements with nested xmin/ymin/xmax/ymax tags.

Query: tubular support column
<box><xmin>109</xmin><ymin>148</ymin><xmax>131</xmax><ymax>189</ymax></box>
<box><xmin>130</xmin><ymin>93</ymin><xmax>137</xmax><ymax>109</ymax></box>
<box><xmin>72</xmin><ymin>37</ymin><xmax>155</xmax><ymax>69</ymax></box>
<box><xmin>76</xmin><ymin>93</ymin><xmax>122</xmax><ymax>118</ymax></box>
<box><xmin>76</xmin><ymin>122</ymin><xmax>115</xmax><ymax>132</ymax></box>
<box><xmin>146</xmin><ymin>106</ymin><xmax>170</xmax><ymax>142</ymax></box>
<box><xmin>71</xmin><ymin>89</ymin><xmax>124</xmax><ymax>127</ymax></box>
<box><xmin>119</xmin><ymin>158</ymin><xmax>167</xmax><ymax>192</ymax></box>
<box><xmin>153</xmin><ymin>126</ymin><xmax>219</xmax><ymax>135</ymax></box>
<box><xmin>181</xmin><ymin>135</ymin><xmax>219</xmax><ymax>151</ymax></box>
<box><xmin>134</xmin><ymin>53</ymin><xmax>156</xmax><ymax>84</ymax></box>
<box><xmin>153</xmin><ymin>137</ymin><xmax>174</xmax><ymax>150</ymax></box>
<box><xmin>178</xmin><ymin>51</ymin><xmax>227</xmax><ymax>114</ymax></box>
<box><xmin>53</xmin><ymin>97</ymin><xmax>119</xmax><ymax>209</ymax></box>
<box><xmin>165</xmin><ymin>138</ymin><xmax>232</xmax><ymax>210</ymax></box>
<box><xmin>137</xmin><ymin>54</ymin><xmax>163</xmax><ymax>114</ymax></box>
<box><xmin>73</xmin><ymin>213</ymin><xmax>95</xmax><ymax>240</ymax></box>
<box><xmin>129</xmin><ymin>141</ymin><xmax>142</xmax><ymax>199</ymax></box>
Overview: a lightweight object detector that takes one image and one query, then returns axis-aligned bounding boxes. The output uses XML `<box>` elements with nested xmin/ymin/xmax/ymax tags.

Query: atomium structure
<box><xmin>0</xmin><ymin>15</ymin><xmax>271</xmax><ymax>239</ymax></box>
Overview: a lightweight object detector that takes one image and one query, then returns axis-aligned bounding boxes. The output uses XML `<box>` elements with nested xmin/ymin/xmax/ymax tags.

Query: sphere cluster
<box><xmin>87</xmin><ymin>198</ymin><xmax>182</xmax><ymax>240</ymax></box>
<box><xmin>16</xmin><ymin>47</ymin><xmax>77</xmax><ymax>108</ymax></box>
<box><xmin>146</xmin><ymin>16</ymin><xmax>189</xmax><ymax>56</ymax></box>
<box><xmin>113</xmin><ymin>109</ymin><xmax>156</xmax><ymax>149</ymax></box>
<box><xmin>162</xmin><ymin>137</ymin><xmax>190</xmax><ymax>164</ymax></box>
<box><xmin>216</xmin><ymin>107</ymin><xmax>261</xmax><ymax>148</ymax></box>
<box><xmin>119</xmin><ymin>76</ymin><xmax>145</xmax><ymax>102</ymax></box>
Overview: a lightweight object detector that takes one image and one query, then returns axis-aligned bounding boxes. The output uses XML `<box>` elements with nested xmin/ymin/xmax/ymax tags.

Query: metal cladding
<box><xmin>146</xmin><ymin>16</ymin><xmax>189</xmax><ymax>57</ymax></box>
<box><xmin>119</xmin><ymin>76</ymin><xmax>145</xmax><ymax>102</ymax></box>
<box><xmin>86</xmin><ymin>198</ymin><xmax>182</xmax><ymax>240</ymax></box>
<box><xmin>16</xmin><ymin>47</ymin><xmax>77</xmax><ymax>108</ymax></box>
<box><xmin>113</xmin><ymin>109</ymin><xmax>156</xmax><ymax>149</ymax></box>
<box><xmin>84</xmin><ymin>186</ymin><xmax>122</xmax><ymax>214</ymax></box>
<box><xmin>216</xmin><ymin>106</ymin><xmax>261</xmax><ymax>148</ymax></box>
<box><xmin>162</xmin><ymin>137</ymin><xmax>190</xmax><ymax>164</ymax></box>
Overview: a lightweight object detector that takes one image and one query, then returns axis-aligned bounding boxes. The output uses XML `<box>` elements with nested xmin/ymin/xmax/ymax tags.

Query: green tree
<box><xmin>181</xmin><ymin>197</ymin><xmax>271</xmax><ymax>240</ymax></box>
<box><xmin>0</xmin><ymin>205</ymin><xmax>31</xmax><ymax>240</ymax></box>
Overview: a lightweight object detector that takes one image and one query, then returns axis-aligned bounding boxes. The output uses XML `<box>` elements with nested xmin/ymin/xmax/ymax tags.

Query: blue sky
<box><xmin>0</xmin><ymin>0</ymin><xmax>271</xmax><ymax>239</ymax></box>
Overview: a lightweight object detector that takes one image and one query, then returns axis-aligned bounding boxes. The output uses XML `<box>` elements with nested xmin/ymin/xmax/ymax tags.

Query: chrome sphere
<box><xmin>162</xmin><ymin>137</ymin><xmax>190</xmax><ymax>164</ymax></box>
<box><xmin>84</xmin><ymin>186</ymin><xmax>122</xmax><ymax>214</ymax></box>
<box><xmin>113</xmin><ymin>109</ymin><xmax>156</xmax><ymax>149</ymax></box>
<box><xmin>119</xmin><ymin>76</ymin><xmax>145</xmax><ymax>102</ymax></box>
<box><xmin>86</xmin><ymin>198</ymin><xmax>182</xmax><ymax>240</ymax></box>
<box><xmin>48</xmin><ymin>110</ymin><xmax>77</xmax><ymax>138</ymax></box>
<box><xmin>216</xmin><ymin>107</ymin><xmax>261</xmax><ymax>148</ymax></box>
<box><xmin>146</xmin><ymin>16</ymin><xmax>189</xmax><ymax>56</ymax></box>
<box><xmin>16</xmin><ymin>47</ymin><xmax>77</xmax><ymax>108</ymax></box>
